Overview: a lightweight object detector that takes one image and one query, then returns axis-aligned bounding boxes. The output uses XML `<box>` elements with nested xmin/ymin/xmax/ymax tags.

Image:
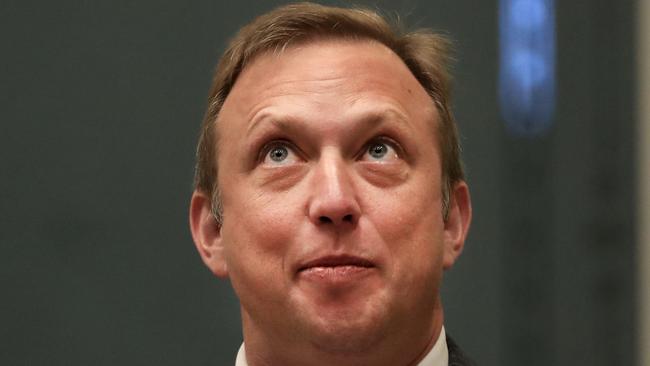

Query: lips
<box><xmin>296</xmin><ymin>254</ymin><xmax>377</xmax><ymax>287</ymax></box>
<box><xmin>296</xmin><ymin>255</ymin><xmax>376</xmax><ymax>289</ymax></box>
<box><xmin>298</xmin><ymin>255</ymin><xmax>374</xmax><ymax>272</ymax></box>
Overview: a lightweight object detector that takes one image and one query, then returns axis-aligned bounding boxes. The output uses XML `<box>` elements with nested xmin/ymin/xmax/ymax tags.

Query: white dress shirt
<box><xmin>235</xmin><ymin>326</ymin><xmax>448</xmax><ymax>366</ymax></box>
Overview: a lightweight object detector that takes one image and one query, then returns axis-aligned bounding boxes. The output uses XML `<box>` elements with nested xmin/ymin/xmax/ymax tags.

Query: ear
<box><xmin>442</xmin><ymin>181</ymin><xmax>472</xmax><ymax>270</ymax></box>
<box><xmin>189</xmin><ymin>190</ymin><xmax>229</xmax><ymax>278</ymax></box>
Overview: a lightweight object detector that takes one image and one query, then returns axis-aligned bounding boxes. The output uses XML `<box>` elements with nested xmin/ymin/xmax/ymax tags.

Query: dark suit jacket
<box><xmin>447</xmin><ymin>333</ymin><xmax>476</xmax><ymax>366</ymax></box>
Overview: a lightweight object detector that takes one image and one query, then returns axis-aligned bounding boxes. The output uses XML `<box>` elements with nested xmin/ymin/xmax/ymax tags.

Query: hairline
<box><xmin>208</xmin><ymin>37</ymin><xmax>451</xmax><ymax>223</ymax></box>
<box><xmin>195</xmin><ymin>5</ymin><xmax>462</xmax><ymax>223</ymax></box>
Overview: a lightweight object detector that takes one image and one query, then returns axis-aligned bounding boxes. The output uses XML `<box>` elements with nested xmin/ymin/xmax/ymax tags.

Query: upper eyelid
<box><xmin>258</xmin><ymin>139</ymin><xmax>300</xmax><ymax>162</ymax></box>
<box><xmin>361</xmin><ymin>136</ymin><xmax>403</xmax><ymax>158</ymax></box>
<box><xmin>257</xmin><ymin>135</ymin><xmax>404</xmax><ymax>161</ymax></box>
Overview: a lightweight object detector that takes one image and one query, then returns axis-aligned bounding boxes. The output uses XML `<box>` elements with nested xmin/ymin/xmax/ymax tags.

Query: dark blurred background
<box><xmin>1</xmin><ymin>0</ymin><xmax>641</xmax><ymax>365</ymax></box>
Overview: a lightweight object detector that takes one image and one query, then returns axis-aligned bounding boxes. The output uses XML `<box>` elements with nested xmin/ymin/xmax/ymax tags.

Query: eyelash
<box><xmin>361</xmin><ymin>137</ymin><xmax>402</xmax><ymax>159</ymax></box>
<box><xmin>258</xmin><ymin>139</ymin><xmax>298</xmax><ymax>162</ymax></box>
<box><xmin>257</xmin><ymin>136</ymin><xmax>403</xmax><ymax>162</ymax></box>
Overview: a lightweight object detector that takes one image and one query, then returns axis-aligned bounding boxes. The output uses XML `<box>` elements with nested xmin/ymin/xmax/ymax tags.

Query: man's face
<box><xmin>194</xmin><ymin>39</ymin><xmax>468</xmax><ymax>355</ymax></box>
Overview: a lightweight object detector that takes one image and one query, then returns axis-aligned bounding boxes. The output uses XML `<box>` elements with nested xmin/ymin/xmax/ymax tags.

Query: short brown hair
<box><xmin>194</xmin><ymin>2</ymin><xmax>463</xmax><ymax>222</ymax></box>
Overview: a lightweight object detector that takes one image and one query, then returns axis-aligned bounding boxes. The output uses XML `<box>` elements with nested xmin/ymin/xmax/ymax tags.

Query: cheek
<box><xmin>219</xmin><ymin>186</ymin><xmax>300</xmax><ymax>288</ymax></box>
<box><xmin>369</xmin><ymin>175</ymin><xmax>445</xmax><ymax>278</ymax></box>
<box><xmin>384</xmin><ymin>206</ymin><xmax>443</xmax><ymax>270</ymax></box>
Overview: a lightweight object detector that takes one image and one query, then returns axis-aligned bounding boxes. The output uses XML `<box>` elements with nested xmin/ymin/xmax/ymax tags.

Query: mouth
<box><xmin>296</xmin><ymin>255</ymin><xmax>376</xmax><ymax>284</ymax></box>
<box><xmin>298</xmin><ymin>255</ymin><xmax>375</xmax><ymax>272</ymax></box>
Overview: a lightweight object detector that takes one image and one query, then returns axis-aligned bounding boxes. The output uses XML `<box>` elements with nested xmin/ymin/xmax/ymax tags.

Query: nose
<box><xmin>307</xmin><ymin>154</ymin><xmax>361</xmax><ymax>227</ymax></box>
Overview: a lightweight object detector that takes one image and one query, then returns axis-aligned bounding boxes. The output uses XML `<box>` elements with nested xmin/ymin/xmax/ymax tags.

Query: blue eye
<box><xmin>368</xmin><ymin>143</ymin><xmax>389</xmax><ymax>159</ymax></box>
<box><xmin>262</xmin><ymin>141</ymin><xmax>298</xmax><ymax>165</ymax></box>
<box><xmin>269</xmin><ymin>146</ymin><xmax>289</xmax><ymax>162</ymax></box>
<box><xmin>363</xmin><ymin>140</ymin><xmax>400</xmax><ymax>162</ymax></box>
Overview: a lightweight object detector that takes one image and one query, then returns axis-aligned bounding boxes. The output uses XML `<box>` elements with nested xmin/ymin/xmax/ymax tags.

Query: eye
<box><xmin>362</xmin><ymin>139</ymin><xmax>400</xmax><ymax>162</ymax></box>
<box><xmin>368</xmin><ymin>143</ymin><xmax>389</xmax><ymax>159</ymax></box>
<box><xmin>261</xmin><ymin>141</ymin><xmax>299</xmax><ymax>165</ymax></box>
<box><xmin>269</xmin><ymin>146</ymin><xmax>289</xmax><ymax>162</ymax></box>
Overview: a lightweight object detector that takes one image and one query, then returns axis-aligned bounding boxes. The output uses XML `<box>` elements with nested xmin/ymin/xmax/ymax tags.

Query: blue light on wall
<box><xmin>499</xmin><ymin>0</ymin><xmax>556</xmax><ymax>137</ymax></box>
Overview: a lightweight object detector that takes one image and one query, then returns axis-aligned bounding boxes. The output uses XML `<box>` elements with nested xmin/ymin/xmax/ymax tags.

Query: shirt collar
<box><xmin>235</xmin><ymin>326</ymin><xmax>448</xmax><ymax>366</ymax></box>
<box><xmin>235</xmin><ymin>343</ymin><xmax>247</xmax><ymax>366</ymax></box>
<box><xmin>418</xmin><ymin>326</ymin><xmax>448</xmax><ymax>366</ymax></box>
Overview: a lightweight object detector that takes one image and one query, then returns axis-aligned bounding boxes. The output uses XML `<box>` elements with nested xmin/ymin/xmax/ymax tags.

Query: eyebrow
<box><xmin>245</xmin><ymin>107</ymin><xmax>414</xmax><ymax>138</ymax></box>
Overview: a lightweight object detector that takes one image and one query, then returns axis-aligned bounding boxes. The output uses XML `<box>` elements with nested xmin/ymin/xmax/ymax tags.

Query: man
<box><xmin>189</xmin><ymin>3</ymin><xmax>473</xmax><ymax>365</ymax></box>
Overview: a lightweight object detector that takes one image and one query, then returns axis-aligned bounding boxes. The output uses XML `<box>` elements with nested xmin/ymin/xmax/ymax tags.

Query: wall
<box><xmin>639</xmin><ymin>0</ymin><xmax>650</xmax><ymax>364</ymax></box>
<box><xmin>0</xmin><ymin>1</ymin><xmax>637</xmax><ymax>365</ymax></box>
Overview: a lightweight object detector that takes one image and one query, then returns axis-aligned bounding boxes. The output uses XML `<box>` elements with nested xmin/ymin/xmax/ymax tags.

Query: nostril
<box><xmin>316</xmin><ymin>214</ymin><xmax>356</xmax><ymax>225</ymax></box>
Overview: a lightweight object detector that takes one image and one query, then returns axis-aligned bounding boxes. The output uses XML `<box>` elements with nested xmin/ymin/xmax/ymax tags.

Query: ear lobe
<box><xmin>442</xmin><ymin>181</ymin><xmax>472</xmax><ymax>270</ymax></box>
<box><xmin>189</xmin><ymin>190</ymin><xmax>229</xmax><ymax>278</ymax></box>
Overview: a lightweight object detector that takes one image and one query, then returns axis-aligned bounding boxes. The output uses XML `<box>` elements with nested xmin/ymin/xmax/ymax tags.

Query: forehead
<box><xmin>218</xmin><ymin>39</ymin><xmax>436</xmax><ymax>139</ymax></box>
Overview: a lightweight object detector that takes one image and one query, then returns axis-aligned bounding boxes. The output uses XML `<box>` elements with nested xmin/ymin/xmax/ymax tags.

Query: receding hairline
<box><xmin>194</xmin><ymin>2</ymin><xmax>463</xmax><ymax>222</ymax></box>
<box><xmin>220</xmin><ymin>37</ymin><xmax>431</xmax><ymax>110</ymax></box>
<box><xmin>213</xmin><ymin>35</ymin><xmax>440</xmax><ymax>145</ymax></box>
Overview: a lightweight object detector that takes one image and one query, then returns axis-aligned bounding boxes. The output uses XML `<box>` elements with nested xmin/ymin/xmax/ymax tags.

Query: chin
<box><xmin>309</xmin><ymin>320</ymin><xmax>386</xmax><ymax>355</ymax></box>
<box><xmin>296</xmin><ymin>296</ymin><xmax>392</xmax><ymax>355</ymax></box>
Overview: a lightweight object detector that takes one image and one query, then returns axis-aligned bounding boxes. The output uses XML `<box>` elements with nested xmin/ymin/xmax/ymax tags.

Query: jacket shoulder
<box><xmin>446</xmin><ymin>333</ymin><xmax>477</xmax><ymax>366</ymax></box>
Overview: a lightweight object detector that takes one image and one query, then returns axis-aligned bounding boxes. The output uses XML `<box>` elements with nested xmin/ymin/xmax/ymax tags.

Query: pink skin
<box><xmin>190</xmin><ymin>39</ymin><xmax>472</xmax><ymax>366</ymax></box>
<box><xmin>298</xmin><ymin>254</ymin><xmax>375</xmax><ymax>291</ymax></box>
